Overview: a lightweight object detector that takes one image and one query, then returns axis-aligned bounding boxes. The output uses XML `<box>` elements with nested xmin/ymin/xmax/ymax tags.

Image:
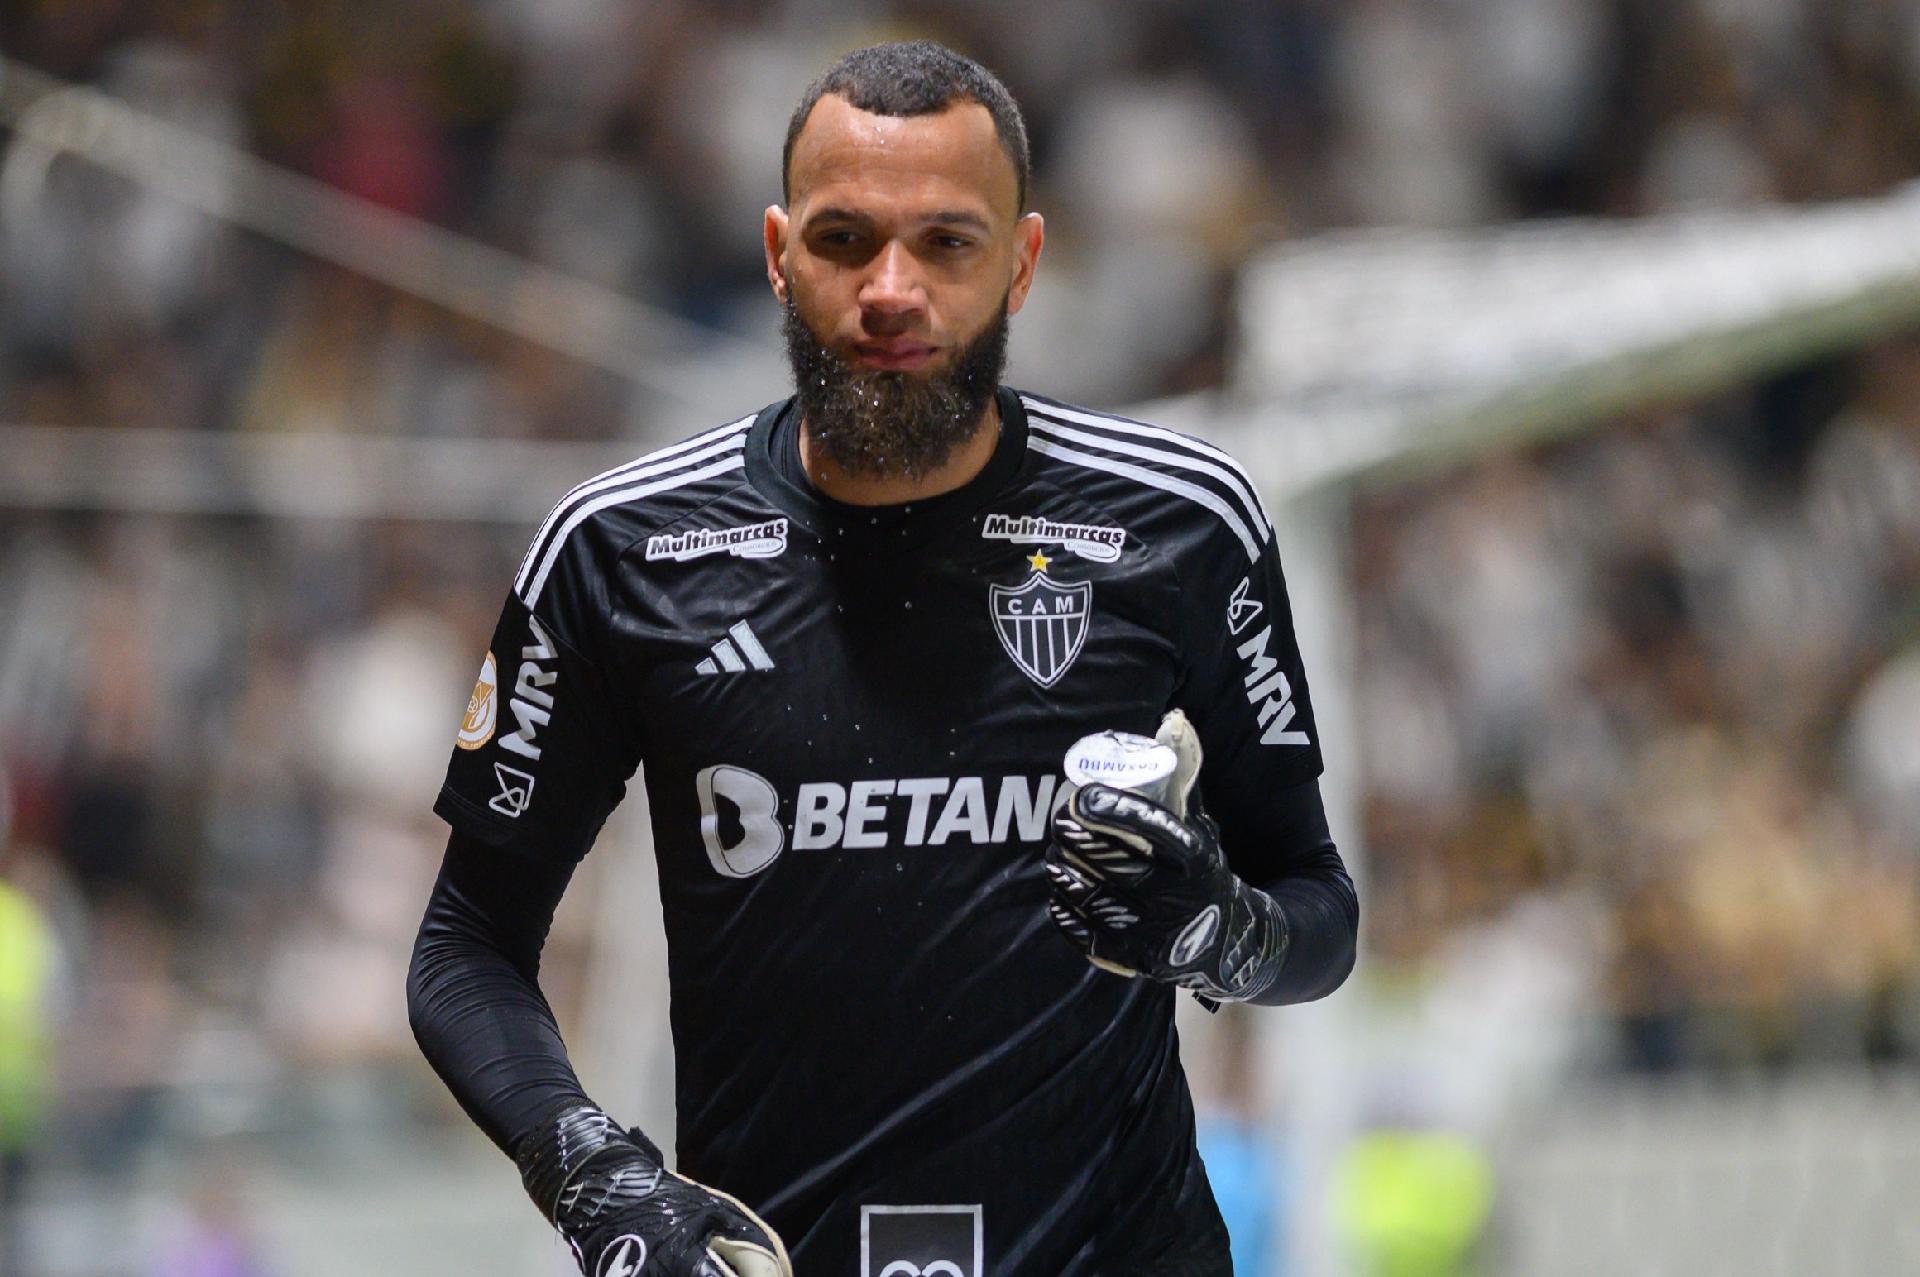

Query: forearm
<box><xmin>405</xmin><ymin>832</ymin><xmax>596</xmax><ymax>1161</ymax></box>
<box><xmin>1232</xmin><ymin>778</ymin><xmax>1359</xmax><ymax>1007</ymax></box>
<box><xmin>408</xmin><ymin>836</ymin><xmax>790</xmax><ymax>1274</ymax></box>
<box><xmin>1242</xmin><ymin>844</ymin><xmax>1358</xmax><ymax>1005</ymax></box>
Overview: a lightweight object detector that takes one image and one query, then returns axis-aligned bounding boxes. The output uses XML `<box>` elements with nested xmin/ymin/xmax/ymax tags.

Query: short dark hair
<box><xmin>782</xmin><ymin>41</ymin><xmax>1031</xmax><ymax>213</ymax></box>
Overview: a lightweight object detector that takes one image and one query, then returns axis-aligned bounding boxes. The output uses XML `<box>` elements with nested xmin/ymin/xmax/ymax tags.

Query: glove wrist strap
<box><xmin>1208</xmin><ymin>882</ymin><xmax>1292</xmax><ymax>1003</ymax></box>
<box><xmin>517</xmin><ymin>1103</ymin><xmax>658</xmax><ymax>1229</ymax></box>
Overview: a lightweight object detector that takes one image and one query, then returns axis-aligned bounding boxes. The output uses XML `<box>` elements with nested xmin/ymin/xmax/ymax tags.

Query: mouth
<box><xmin>850</xmin><ymin>340</ymin><xmax>938</xmax><ymax>372</ymax></box>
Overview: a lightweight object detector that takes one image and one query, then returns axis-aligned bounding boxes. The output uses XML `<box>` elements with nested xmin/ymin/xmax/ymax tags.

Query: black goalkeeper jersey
<box><xmin>436</xmin><ymin>386</ymin><xmax>1325</xmax><ymax>1276</ymax></box>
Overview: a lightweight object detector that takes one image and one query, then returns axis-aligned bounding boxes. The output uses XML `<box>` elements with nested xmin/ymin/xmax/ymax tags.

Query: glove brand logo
<box><xmin>861</xmin><ymin>1205</ymin><xmax>981</xmax><ymax>1277</ymax></box>
<box><xmin>456</xmin><ymin>651</ymin><xmax>498</xmax><ymax>749</ymax></box>
<box><xmin>981</xmin><ymin>512</ymin><xmax>1126</xmax><ymax>562</ymax></box>
<box><xmin>594</xmin><ymin>1235</ymin><xmax>647</xmax><ymax>1277</ymax></box>
<box><xmin>1235</xmin><ymin>624</ymin><xmax>1310</xmax><ymax>747</ymax></box>
<box><xmin>645</xmin><ymin>517</ymin><xmax>788</xmax><ymax>562</ymax></box>
<box><xmin>1226</xmin><ymin>575</ymin><xmax>1263</xmax><ymax>635</ymax></box>
<box><xmin>989</xmin><ymin>566</ymin><xmax>1091</xmax><ymax>687</ymax></box>
<box><xmin>1170</xmin><ymin>903</ymin><xmax>1222</xmax><ymax>966</ymax></box>
<box><xmin>500</xmin><ymin>616</ymin><xmax>558</xmax><ymax>762</ymax></box>
<box><xmin>489</xmin><ymin>762</ymin><xmax>536</xmax><ymax>818</ymax></box>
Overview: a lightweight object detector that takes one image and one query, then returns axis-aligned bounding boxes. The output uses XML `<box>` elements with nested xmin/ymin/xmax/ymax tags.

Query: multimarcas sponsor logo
<box><xmin>646</xmin><ymin>517</ymin><xmax>788</xmax><ymax>561</ymax></box>
<box><xmin>980</xmin><ymin>512</ymin><xmax>1125</xmax><ymax>562</ymax></box>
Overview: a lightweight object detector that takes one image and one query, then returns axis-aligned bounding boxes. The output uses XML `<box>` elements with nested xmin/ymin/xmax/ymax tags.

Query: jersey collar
<box><xmin>743</xmin><ymin>385</ymin><xmax>1031</xmax><ymax>545</ymax></box>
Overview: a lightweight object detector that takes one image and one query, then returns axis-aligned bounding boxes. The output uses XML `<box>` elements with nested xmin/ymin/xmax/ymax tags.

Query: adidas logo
<box><xmin>696</xmin><ymin>621</ymin><xmax>775</xmax><ymax>675</ymax></box>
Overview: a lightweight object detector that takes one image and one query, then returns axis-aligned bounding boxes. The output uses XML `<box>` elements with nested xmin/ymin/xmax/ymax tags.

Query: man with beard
<box><xmin>409</xmin><ymin>41</ymin><xmax>1356</xmax><ymax>1277</ymax></box>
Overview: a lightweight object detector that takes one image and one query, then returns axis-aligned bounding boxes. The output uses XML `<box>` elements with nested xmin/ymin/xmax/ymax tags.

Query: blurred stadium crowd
<box><xmin>4</xmin><ymin>0</ymin><xmax>1920</xmax><ymax>1271</ymax></box>
<box><xmin>11</xmin><ymin>0</ymin><xmax>1920</xmax><ymax>428</ymax></box>
<box><xmin>1352</xmin><ymin>350</ymin><xmax>1920</xmax><ymax>1071</ymax></box>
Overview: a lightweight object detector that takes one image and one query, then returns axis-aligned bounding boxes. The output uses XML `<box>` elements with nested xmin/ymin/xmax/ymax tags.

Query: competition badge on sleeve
<box><xmin>456</xmin><ymin>652</ymin><xmax>498</xmax><ymax>750</ymax></box>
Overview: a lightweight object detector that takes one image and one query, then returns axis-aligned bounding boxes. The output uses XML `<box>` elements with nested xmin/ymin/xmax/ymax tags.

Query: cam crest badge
<box><xmin>989</xmin><ymin>552</ymin><xmax>1090</xmax><ymax>687</ymax></box>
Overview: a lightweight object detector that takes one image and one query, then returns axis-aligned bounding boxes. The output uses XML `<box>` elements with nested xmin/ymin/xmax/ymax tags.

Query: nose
<box><xmin>859</xmin><ymin>241</ymin><xmax>925</xmax><ymax>328</ymax></box>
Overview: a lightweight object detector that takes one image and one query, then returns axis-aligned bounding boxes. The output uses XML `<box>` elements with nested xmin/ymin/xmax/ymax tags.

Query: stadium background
<box><xmin>2</xmin><ymin>1</ymin><xmax>1919</xmax><ymax>1273</ymax></box>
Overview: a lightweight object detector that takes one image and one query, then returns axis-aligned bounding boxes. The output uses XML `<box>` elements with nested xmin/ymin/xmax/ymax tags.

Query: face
<box><xmin>767</xmin><ymin>93</ymin><xmax>1044</xmax><ymax>478</ymax></box>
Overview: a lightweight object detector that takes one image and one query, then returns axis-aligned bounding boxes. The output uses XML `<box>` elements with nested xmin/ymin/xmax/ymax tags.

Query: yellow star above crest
<box><xmin>1027</xmin><ymin>550</ymin><xmax>1052</xmax><ymax>572</ymax></box>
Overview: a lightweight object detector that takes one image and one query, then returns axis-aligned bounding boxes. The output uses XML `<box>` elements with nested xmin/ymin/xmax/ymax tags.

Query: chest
<box><xmin>627</xmin><ymin>530</ymin><xmax>1178</xmax><ymax>770</ymax></box>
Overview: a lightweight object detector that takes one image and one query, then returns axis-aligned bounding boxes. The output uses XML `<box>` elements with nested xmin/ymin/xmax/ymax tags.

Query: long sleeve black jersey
<box><xmin>431</xmin><ymin>386</ymin><xmax>1353</xmax><ymax>1276</ymax></box>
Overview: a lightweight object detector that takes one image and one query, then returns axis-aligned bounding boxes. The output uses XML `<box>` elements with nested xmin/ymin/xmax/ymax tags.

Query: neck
<box><xmin>798</xmin><ymin>397</ymin><xmax>1002</xmax><ymax>506</ymax></box>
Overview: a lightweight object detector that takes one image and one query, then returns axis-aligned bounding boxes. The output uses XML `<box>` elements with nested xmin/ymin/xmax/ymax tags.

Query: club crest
<box><xmin>990</xmin><ymin>558</ymin><xmax>1091</xmax><ymax>687</ymax></box>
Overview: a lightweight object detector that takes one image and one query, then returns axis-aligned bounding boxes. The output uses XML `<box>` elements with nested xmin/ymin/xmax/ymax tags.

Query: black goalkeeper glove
<box><xmin>1045</xmin><ymin>710</ymin><xmax>1291</xmax><ymax>1004</ymax></box>
<box><xmin>518</xmin><ymin>1105</ymin><xmax>793</xmax><ymax>1277</ymax></box>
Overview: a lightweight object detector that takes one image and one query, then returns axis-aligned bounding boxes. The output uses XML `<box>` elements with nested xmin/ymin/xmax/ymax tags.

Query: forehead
<box><xmin>787</xmin><ymin>94</ymin><xmax>1018</xmax><ymax>222</ymax></box>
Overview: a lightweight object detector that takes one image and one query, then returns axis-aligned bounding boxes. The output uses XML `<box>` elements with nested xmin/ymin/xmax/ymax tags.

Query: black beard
<box><xmin>782</xmin><ymin>293</ymin><xmax>1009</xmax><ymax>481</ymax></box>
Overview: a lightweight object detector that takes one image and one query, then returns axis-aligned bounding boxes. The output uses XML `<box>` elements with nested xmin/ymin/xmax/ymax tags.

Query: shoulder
<box><xmin>1016</xmin><ymin>390</ymin><xmax>1274</xmax><ymax>565</ymax></box>
<box><xmin>513</xmin><ymin>410</ymin><xmax>761</xmax><ymax>610</ymax></box>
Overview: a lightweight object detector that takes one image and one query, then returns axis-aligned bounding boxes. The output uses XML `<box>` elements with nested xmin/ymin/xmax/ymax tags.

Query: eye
<box><xmin>931</xmin><ymin>234</ymin><xmax>973</xmax><ymax>250</ymax></box>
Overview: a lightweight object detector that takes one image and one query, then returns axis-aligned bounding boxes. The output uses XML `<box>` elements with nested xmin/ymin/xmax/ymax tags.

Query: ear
<box><xmin>764</xmin><ymin>205</ymin><xmax>791</xmax><ymax>303</ymax></box>
<box><xmin>1006</xmin><ymin>212</ymin><xmax>1045</xmax><ymax>317</ymax></box>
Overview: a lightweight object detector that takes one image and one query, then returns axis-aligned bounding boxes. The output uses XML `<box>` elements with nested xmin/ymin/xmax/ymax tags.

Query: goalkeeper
<box><xmin>408</xmin><ymin>39</ymin><xmax>1356</xmax><ymax>1277</ymax></box>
